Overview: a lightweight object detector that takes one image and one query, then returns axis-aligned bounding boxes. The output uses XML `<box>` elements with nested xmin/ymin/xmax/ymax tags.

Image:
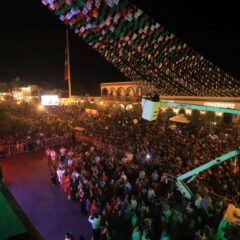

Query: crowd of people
<box><xmin>42</xmin><ymin>105</ymin><xmax>240</xmax><ymax>240</ymax></box>
<box><xmin>0</xmin><ymin>102</ymin><xmax>80</xmax><ymax>157</ymax></box>
<box><xmin>1</xmin><ymin>100</ymin><xmax>240</xmax><ymax>239</ymax></box>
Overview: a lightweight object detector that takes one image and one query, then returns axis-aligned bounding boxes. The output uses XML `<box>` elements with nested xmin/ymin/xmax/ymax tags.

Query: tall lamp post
<box><xmin>66</xmin><ymin>29</ymin><xmax>72</xmax><ymax>99</ymax></box>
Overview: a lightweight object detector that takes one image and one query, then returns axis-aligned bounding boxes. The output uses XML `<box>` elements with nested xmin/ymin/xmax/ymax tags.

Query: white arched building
<box><xmin>100</xmin><ymin>81</ymin><xmax>155</xmax><ymax>102</ymax></box>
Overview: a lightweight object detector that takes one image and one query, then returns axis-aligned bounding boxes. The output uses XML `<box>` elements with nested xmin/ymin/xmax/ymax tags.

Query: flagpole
<box><xmin>66</xmin><ymin>29</ymin><xmax>72</xmax><ymax>98</ymax></box>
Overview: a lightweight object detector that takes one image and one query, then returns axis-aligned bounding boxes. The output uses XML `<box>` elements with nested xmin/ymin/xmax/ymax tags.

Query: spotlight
<box><xmin>145</xmin><ymin>153</ymin><xmax>151</xmax><ymax>160</ymax></box>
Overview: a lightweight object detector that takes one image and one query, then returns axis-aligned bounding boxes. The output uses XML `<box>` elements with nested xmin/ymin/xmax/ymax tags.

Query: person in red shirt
<box><xmin>61</xmin><ymin>172</ymin><xmax>72</xmax><ymax>199</ymax></box>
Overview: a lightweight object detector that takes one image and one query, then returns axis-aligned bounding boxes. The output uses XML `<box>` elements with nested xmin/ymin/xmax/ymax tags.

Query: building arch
<box><xmin>126</xmin><ymin>87</ymin><xmax>135</xmax><ymax>97</ymax></box>
<box><xmin>109</xmin><ymin>87</ymin><xmax>117</xmax><ymax>100</ymax></box>
<box><xmin>109</xmin><ymin>87</ymin><xmax>117</xmax><ymax>96</ymax></box>
<box><xmin>101</xmin><ymin>88</ymin><xmax>108</xmax><ymax>97</ymax></box>
<box><xmin>136</xmin><ymin>87</ymin><xmax>142</xmax><ymax>101</ymax></box>
<box><xmin>117</xmin><ymin>87</ymin><xmax>126</xmax><ymax>100</ymax></box>
<box><xmin>126</xmin><ymin>87</ymin><xmax>135</xmax><ymax>101</ymax></box>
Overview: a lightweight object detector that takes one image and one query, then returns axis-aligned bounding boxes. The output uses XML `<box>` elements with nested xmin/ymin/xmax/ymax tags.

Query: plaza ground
<box><xmin>2</xmin><ymin>151</ymin><xmax>92</xmax><ymax>240</ymax></box>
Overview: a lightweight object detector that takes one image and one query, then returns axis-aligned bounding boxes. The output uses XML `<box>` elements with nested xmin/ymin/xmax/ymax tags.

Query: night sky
<box><xmin>0</xmin><ymin>1</ymin><xmax>239</xmax><ymax>96</ymax></box>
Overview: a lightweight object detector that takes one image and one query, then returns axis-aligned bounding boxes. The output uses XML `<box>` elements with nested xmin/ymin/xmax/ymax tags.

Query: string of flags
<box><xmin>42</xmin><ymin>0</ymin><xmax>240</xmax><ymax>96</ymax></box>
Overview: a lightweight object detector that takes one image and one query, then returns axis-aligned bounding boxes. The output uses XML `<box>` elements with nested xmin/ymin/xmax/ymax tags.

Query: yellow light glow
<box><xmin>173</xmin><ymin>108</ymin><xmax>179</xmax><ymax>114</ymax></box>
<box><xmin>186</xmin><ymin>109</ymin><xmax>192</xmax><ymax>115</ymax></box>
<box><xmin>216</xmin><ymin>112</ymin><xmax>223</xmax><ymax>116</ymax></box>
<box><xmin>126</xmin><ymin>104</ymin><xmax>133</xmax><ymax>111</ymax></box>
<box><xmin>38</xmin><ymin>105</ymin><xmax>44</xmax><ymax>110</ymax></box>
<box><xmin>200</xmin><ymin>111</ymin><xmax>206</xmax><ymax>114</ymax></box>
<box><xmin>119</xmin><ymin>104</ymin><xmax>125</xmax><ymax>109</ymax></box>
<box><xmin>21</xmin><ymin>87</ymin><xmax>31</xmax><ymax>90</ymax></box>
<box><xmin>99</xmin><ymin>101</ymin><xmax>104</xmax><ymax>105</ymax></box>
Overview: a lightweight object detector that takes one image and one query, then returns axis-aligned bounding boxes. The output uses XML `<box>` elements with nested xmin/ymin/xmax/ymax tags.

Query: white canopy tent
<box><xmin>169</xmin><ymin>114</ymin><xmax>190</xmax><ymax>124</ymax></box>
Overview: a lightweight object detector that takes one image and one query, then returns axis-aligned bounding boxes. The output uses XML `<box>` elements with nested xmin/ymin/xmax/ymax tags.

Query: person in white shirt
<box><xmin>71</xmin><ymin>170</ymin><xmax>80</xmax><ymax>179</ymax></box>
<box><xmin>68</xmin><ymin>158</ymin><xmax>74</xmax><ymax>168</ymax></box>
<box><xmin>56</xmin><ymin>164</ymin><xmax>65</xmax><ymax>184</ymax></box>
<box><xmin>88</xmin><ymin>213</ymin><xmax>101</xmax><ymax>240</ymax></box>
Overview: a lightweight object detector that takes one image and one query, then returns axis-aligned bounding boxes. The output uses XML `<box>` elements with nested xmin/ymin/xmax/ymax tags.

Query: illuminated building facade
<box><xmin>100</xmin><ymin>81</ymin><xmax>240</xmax><ymax>123</ymax></box>
<box><xmin>12</xmin><ymin>85</ymin><xmax>42</xmax><ymax>101</ymax></box>
<box><xmin>100</xmin><ymin>81</ymin><xmax>156</xmax><ymax>102</ymax></box>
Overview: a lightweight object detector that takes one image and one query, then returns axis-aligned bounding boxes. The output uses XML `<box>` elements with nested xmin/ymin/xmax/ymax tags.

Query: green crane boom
<box><xmin>141</xmin><ymin>96</ymin><xmax>240</xmax><ymax>199</ymax></box>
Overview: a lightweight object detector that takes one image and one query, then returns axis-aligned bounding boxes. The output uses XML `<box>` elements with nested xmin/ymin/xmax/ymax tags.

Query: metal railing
<box><xmin>0</xmin><ymin>135</ymin><xmax>73</xmax><ymax>158</ymax></box>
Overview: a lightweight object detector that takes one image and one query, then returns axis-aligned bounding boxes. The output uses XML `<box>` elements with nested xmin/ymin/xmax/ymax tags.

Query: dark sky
<box><xmin>0</xmin><ymin>1</ymin><xmax>239</xmax><ymax>95</ymax></box>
